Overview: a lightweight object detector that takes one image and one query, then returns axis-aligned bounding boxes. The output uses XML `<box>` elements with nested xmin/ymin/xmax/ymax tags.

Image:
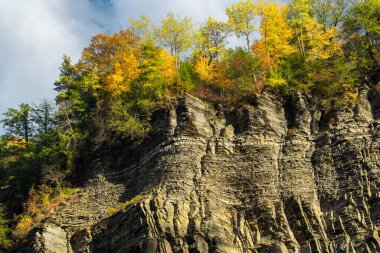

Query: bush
<box><xmin>109</xmin><ymin>99</ymin><xmax>151</xmax><ymax>141</ymax></box>
<box><xmin>25</xmin><ymin>184</ymin><xmax>54</xmax><ymax>216</ymax></box>
<box><xmin>0</xmin><ymin>204</ymin><xmax>11</xmax><ymax>249</ymax></box>
<box><xmin>12</xmin><ymin>215</ymin><xmax>33</xmax><ymax>239</ymax></box>
<box><xmin>12</xmin><ymin>185</ymin><xmax>79</xmax><ymax>240</ymax></box>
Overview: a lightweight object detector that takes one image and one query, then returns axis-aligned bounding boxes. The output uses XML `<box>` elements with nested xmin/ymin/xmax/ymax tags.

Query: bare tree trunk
<box><xmin>246</xmin><ymin>35</ymin><xmax>250</xmax><ymax>51</ymax></box>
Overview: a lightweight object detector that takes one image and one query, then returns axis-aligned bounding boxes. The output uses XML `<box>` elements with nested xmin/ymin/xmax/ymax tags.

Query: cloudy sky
<box><xmin>0</xmin><ymin>0</ymin><xmax>247</xmax><ymax>117</ymax></box>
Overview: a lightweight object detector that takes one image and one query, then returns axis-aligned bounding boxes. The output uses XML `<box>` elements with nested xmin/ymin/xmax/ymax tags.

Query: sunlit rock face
<box><xmin>15</xmin><ymin>91</ymin><xmax>380</xmax><ymax>253</ymax></box>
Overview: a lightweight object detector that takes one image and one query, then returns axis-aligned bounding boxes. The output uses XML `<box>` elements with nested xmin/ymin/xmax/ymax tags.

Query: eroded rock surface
<box><xmin>16</xmin><ymin>92</ymin><xmax>380</xmax><ymax>252</ymax></box>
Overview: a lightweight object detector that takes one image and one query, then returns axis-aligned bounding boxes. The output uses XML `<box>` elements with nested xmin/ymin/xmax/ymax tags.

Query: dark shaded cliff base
<box><xmin>15</xmin><ymin>91</ymin><xmax>380</xmax><ymax>252</ymax></box>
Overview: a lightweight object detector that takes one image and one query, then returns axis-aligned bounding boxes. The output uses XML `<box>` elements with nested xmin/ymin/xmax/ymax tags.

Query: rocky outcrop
<box><xmin>16</xmin><ymin>91</ymin><xmax>380</xmax><ymax>252</ymax></box>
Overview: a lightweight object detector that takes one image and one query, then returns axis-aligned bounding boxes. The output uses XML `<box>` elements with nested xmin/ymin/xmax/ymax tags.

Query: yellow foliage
<box><xmin>288</xmin><ymin>0</ymin><xmax>342</xmax><ymax>61</ymax></box>
<box><xmin>104</xmin><ymin>52</ymin><xmax>141</xmax><ymax>97</ymax></box>
<box><xmin>25</xmin><ymin>185</ymin><xmax>53</xmax><ymax>216</ymax></box>
<box><xmin>253</xmin><ymin>2</ymin><xmax>297</xmax><ymax>67</ymax></box>
<box><xmin>11</xmin><ymin>185</ymin><xmax>80</xmax><ymax>240</ymax></box>
<box><xmin>345</xmin><ymin>92</ymin><xmax>358</xmax><ymax>100</ymax></box>
<box><xmin>197</xmin><ymin>17</ymin><xmax>229</xmax><ymax>62</ymax></box>
<box><xmin>61</xmin><ymin>187</ymin><xmax>80</xmax><ymax>197</ymax></box>
<box><xmin>195</xmin><ymin>53</ymin><xmax>236</xmax><ymax>95</ymax></box>
<box><xmin>305</xmin><ymin>20</ymin><xmax>342</xmax><ymax>61</ymax></box>
<box><xmin>78</xmin><ymin>31</ymin><xmax>141</xmax><ymax>99</ymax></box>
<box><xmin>13</xmin><ymin>215</ymin><xmax>33</xmax><ymax>239</ymax></box>
<box><xmin>107</xmin><ymin>207</ymin><xmax>118</xmax><ymax>216</ymax></box>
<box><xmin>267</xmin><ymin>76</ymin><xmax>287</xmax><ymax>87</ymax></box>
<box><xmin>195</xmin><ymin>54</ymin><xmax>216</xmax><ymax>83</ymax></box>
<box><xmin>5</xmin><ymin>138</ymin><xmax>26</xmax><ymax>149</ymax></box>
<box><xmin>160</xmin><ymin>49</ymin><xmax>176</xmax><ymax>85</ymax></box>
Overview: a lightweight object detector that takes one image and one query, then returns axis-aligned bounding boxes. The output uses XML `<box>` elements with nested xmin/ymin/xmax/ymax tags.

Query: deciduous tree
<box><xmin>197</xmin><ymin>17</ymin><xmax>230</xmax><ymax>62</ymax></box>
<box><xmin>226</xmin><ymin>0</ymin><xmax>257</xmax><ymax>50</ymax></box>
<box><xmin>155</xmin><ymin>13</ymin><xmax>194</xmax><ymax>76</ymax></box>
<box><xmin>253</xmin><ymin>2</ymin><xmax>296</xmax><ymax>67</ymax></box>
<box><xmin>128</xmin><ymin>16</ymin><xmax>155</xmax><ymax>44</ymax></box>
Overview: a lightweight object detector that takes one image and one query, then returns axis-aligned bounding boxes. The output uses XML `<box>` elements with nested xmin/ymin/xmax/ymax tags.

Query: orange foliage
<box><xmin>77</xmin><ymin>30</ymin><xmax>140</xmax><ymax>98</ymax></box>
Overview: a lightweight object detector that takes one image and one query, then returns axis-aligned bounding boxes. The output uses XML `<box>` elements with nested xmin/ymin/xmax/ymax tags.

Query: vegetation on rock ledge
<box><xmin>0</xmin><ymin>0</ymin><xmax>379</xmax><ymax>249</ymax></box>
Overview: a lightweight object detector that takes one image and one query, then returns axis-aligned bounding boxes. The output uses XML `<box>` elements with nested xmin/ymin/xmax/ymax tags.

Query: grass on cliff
<box><xmin>107</xmin><ymin>195</ymin><xmax>144</xmax><ymax>217</ymax></box>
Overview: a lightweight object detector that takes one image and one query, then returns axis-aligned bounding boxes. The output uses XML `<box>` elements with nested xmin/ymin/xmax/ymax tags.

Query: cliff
<box><xmin>15</xmin><ymin>90</ymin><xmax>380</xmax><ymax>253</ymax></box>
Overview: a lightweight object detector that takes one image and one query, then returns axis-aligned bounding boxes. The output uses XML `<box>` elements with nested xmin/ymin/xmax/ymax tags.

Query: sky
<box><xmin>0</xmin><ymin>0</ymin><xmax>246</xmax><ymax>118</ymax></box>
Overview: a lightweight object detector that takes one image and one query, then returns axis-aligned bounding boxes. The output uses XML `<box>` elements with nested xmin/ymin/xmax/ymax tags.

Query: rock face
<box><xmin>16</xmin><ymin>91</ymin><xmax>380</xmax><ymax>252</ymax></box>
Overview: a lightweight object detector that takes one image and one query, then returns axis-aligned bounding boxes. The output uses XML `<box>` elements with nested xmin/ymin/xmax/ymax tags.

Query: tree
<box><xmin>128</xmin><ymin>16</ymin><xmax>155</xmax><ymax>44</ymax></box>
<box><xmin>287</xmin><ymin>0</ymin><xmax>313</xmax><ymax>57</ymax></box>
<box><xmin>226</xmin><ymin>0</ymin><xmax>257</xmax><ymax>50</ymax></box>
<box><xmin>78</xmin><ymin>31</ymin><xmax>140</xmax><ymax>101</ymax></box>
<box><xmin>155</xmin><ymin>12</ymin><xmax>194</xmax><ymax>76</ymax></box>
<box><xmin>54</xmin><ymin>55</ymin><xmax>94</xmax><ymax>130</ymax></box>
<box><xmin>253</xmin><ymin>2</ymin><xmax>297</xmax><ymax>67</ymax></box>
<box><xmin>197</xmin><ymin>17</ymin><xmax>230</xmax><ymax>63</ymax></box>
<box><xmin>32</xmin><ymin>100</ymin><xmax>56</xmax><ymax>136</ymax></box>
<box><xmin>195</xmin><ymin>53</ymin><xmax>217</xmax><ymax>84</ymax></box>
<box><xmin>135</xmin><ymin>43</ymin><xmax>176</xmax><ymax>99</ymax></box>
<box><xmin>195</xmin><ymin>48</ymin><xmax>259</xmax><ymax>97</ymax></box>
<box><xmin>224</xmin><ymin>48</ymin><xmax>260</xmax><ymax>93</ymax></box>
<box><xmin>311</xmin><ymin>0</ymin><xmax>350</xmax><ymax>30</ymax></box>
<box><xmin>343</xmin><ymin>0</ymin><xmax>380</xmax><ymax>83</ymax></box>
<box><xmin>288</xmin><ymin>0</ymin><xmax>341</xmax><ymax>61</ymax></box>
<box><xmin>1</xmin><ymin>104</ymin><xmax>33</xmax><ymax>143</ymax></box>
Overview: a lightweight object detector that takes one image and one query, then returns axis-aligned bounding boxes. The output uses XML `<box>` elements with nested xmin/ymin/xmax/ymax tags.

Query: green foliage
<box><xmin>178</xmin><ymin>59</ymin><xmax>199</xmax><ymax>92</ymax></box>
<box><xmin>343</xmin><ymin>0</ymin><xmax>380</xmax><ymax>83</ymax></box>
<box><xmin>267</xmin><ymin>53</ymin><xmax>357</xmax><ymax>110</ymax></box>
<box><xmin>211</xmin><ymin>47</ymin><xmax>260</xmax><ymax>96</ymax></box>
<box><xmin>1</xmin><ymin>103</ymin><xmax>33</xmax><ymax>143</ymax></box>
<box><xmin>136</xmin><ymin>43</ymin><xmax>173</xmax><ymax>98</ymax></box>
<box><xmin>266</xmin><ymin>54</ymin><xmax>309</xmax><ymax>94</ymax></box>
<box><xmin>310</xmin><ymin>56</ymin><xmax>358</xmax><ymax>110</ymax></box>
<box><xmin>0</xmin><ymin>204</ymin><xmax>11</xmax><ymax>250</ymax></box>
<box><xmin>224</xmin><ymin>48</ymin><xmax>259</xmax><ymax>87</ymax></box>
<box><xmin>155</xmin><ymin>12</ymin><xmax>194</xmax><ymax>75</ymax></box>
<box><xmin>55</xmin><ymin>56</ymin><xmax>95</xmax><ymax>128</ymax></box>
<box><xmin>129</xmin><ymin>16</ymin><xmax>156</xmax><ymax>44</ymax></box>
<box><xmin>155</xmin><ymin>12</ymin><xmax>194</xmax><ymax>56</ymax></box>
<box><xmin>109</xmin><ymin>99</ymin><xmax>151</xmax><ymax>141</ymax></box>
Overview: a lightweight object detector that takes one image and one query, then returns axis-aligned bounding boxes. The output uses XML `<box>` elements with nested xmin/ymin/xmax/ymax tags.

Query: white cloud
<box><xmin>111</xmin><ymin>0</ymin><xmax>236</xmax><ymax>28</ymax></box>
<box><xmin>0</xmin><ymin>0</ymin><xmax>107</xmax><ymax>115</ymax></box>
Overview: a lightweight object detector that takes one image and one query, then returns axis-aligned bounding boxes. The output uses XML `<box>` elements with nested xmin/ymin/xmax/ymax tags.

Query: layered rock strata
<box><xmin>16</xmin><ymin>91</ymin><xmax>380</xmax><ymax>253</ymax></box>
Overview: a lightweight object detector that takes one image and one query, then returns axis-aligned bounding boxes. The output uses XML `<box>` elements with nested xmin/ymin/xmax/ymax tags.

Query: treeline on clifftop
<box><xmin>0</xmin><ymin>0</ymin><xmax>379</xmax><ymax>249</ymax></box>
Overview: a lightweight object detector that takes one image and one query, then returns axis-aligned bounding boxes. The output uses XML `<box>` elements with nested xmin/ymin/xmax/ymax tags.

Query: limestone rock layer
<box><xmin>16</xmin><ymin>92</ymin><xmax>380</xmax><ymax>253</ymax></box>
